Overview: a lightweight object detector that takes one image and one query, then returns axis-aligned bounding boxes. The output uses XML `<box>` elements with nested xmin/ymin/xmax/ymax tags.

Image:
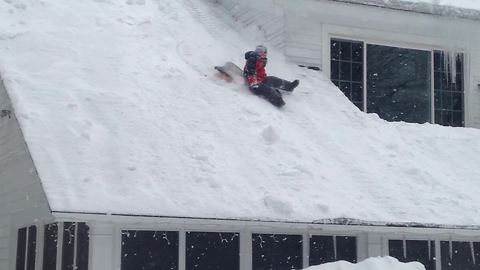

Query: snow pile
<box><xmin>412</xmin><ymin>0</ymin><xmax>480</xmax><ymax>10</ymax></box>
<box><xmin>1</xmin><ymin>0</ymin><xmax>480</xmax><ymax>226</ymax></box>
<box><xmin>307</xmin><ymin>257</ymin><xmax>425</xmax><ymax>270</ymax></box>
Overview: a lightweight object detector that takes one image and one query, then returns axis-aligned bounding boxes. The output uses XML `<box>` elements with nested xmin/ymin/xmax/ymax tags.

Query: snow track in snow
<box><xmin>2</xmin><ymin>0</ymin><xmax>480</xmax><ymax>225</ymax></box>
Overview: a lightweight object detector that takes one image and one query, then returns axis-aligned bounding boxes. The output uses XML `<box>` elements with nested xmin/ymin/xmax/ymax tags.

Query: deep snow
<box><xmin>1</xmin><ymin>0</ymin><xmax>480</xmax><ymax>226</ymax></box>
<box><xmin>307</xmin><ymin>257</ymin><xmax>424</xmax><ymax>270</ymax></box>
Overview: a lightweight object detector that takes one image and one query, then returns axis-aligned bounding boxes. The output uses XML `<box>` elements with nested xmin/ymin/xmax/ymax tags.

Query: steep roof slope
<box><xmin>1</xmin><ymin>0</ymin><xmax>480</xmax><ymax>226</ymax></box>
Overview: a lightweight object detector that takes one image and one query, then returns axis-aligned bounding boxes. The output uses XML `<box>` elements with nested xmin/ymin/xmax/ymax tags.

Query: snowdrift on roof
<box><xmin>306</xmin><ymin>257</ymin><xmax>425</xmax><ymax>270</ymax></box>
<box><xmin>1</xmin><ymin>0</ymin><xmax>480</xmax><ymax>226</ymax></box>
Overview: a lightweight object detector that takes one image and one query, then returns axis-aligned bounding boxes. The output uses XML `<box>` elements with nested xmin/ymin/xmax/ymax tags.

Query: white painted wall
<box><xmin>0</xmin><ymin>221</ymin><xmax>10</xmax><ymax>270</ymax></box>
<box><xmin>0</xmin><ymin>77</ymin><xmax>53</xmax><ymax>270</ymax></box>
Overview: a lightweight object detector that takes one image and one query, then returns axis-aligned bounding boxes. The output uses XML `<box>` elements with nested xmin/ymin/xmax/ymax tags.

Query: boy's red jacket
<box><xmin>243</xmin><ymin>51</ymin><xmax>267</xmax><ymax>86</ymax></box>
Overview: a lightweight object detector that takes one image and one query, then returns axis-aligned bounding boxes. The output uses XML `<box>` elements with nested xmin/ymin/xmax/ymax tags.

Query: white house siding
<box><xmin>215</xmin><ymin>0</ymin><xmax>285</xmax><ymax>49</ymax></box>
<box><xmin>0</xmin><ymin>221</ymin><xmax>10</xmax><ymax>270</ymax></box>
<box><xmin>284</xmin><ymin>18</ymin><xmax>323</xmax><ymax>67</ymax></box>
<box><xmin>0</xmin><ymin>77</ymin><xmax>53</xmax><ymax>269</ymax></box>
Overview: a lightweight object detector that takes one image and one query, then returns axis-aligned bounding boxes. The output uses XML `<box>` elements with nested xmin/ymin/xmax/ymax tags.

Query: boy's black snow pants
<box><xmin>251</xmin><ymin>76</ymin><xmax>296</xmax><ymax>107</ymax></box>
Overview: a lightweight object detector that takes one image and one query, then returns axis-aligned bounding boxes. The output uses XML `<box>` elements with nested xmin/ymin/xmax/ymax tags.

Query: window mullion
<box><xmin>56</xmin><ymin>223</ymin><xmax>63</xmax><ymax>270</ymax></box>
<box><xmin>73</xmin><ymin>223</ymin><xmax>78</xmax><ymax>270</ymax></box>
<box><xmin>24</xmin><ymin>228</ymin><xmax>29</xmax><ymax>270</ymax></box>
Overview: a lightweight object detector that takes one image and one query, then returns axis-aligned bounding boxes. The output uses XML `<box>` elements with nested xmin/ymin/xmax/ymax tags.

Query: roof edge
<box><xmin>52</xmin><ymin>211</ymin><xmax>480</xmax><ymax>231</ymax></box>
<box><xmin>326</xmin><ymin>0</ymin><xmax>480</xmax><ymax>21</ymax></box>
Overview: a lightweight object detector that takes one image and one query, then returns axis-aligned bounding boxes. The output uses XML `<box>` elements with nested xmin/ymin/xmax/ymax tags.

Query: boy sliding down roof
<box><xmin>243</xmin><ymin>45</ymin><xmax>299</xmax><ymax>107</ymax></box>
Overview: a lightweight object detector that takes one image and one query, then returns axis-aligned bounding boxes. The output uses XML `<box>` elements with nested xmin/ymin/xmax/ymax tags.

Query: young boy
<box><xmin>243</xmin><ymin>45</ymin><xmax>299</xmax><ymax>107</ymax></box>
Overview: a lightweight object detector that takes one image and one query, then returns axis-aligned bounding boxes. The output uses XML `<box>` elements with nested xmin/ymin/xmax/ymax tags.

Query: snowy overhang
<box><xmin>328</xmin><ymin>0</ymin><xmax>480</xmax><ymax>21</ymax></box>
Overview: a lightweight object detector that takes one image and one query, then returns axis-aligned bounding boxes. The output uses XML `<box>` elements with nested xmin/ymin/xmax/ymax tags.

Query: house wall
<box><xmin>0</xmin><ymin>76</ymin><xmax>53</xmax><ymax>270</ymax></box>
<box><xmin>215</xmin><ymin>0</ymin><xmax>480</xmax><ymax>128</ymax></box>
<box><xmin>215</xmin><ymin>0</ymin><xmax>285</xmax><ymax>49</ymax></box>
<box><xmin>0</xmin><ymin>221</ymin><xmax>10</xmax><ymax>270</ymax></box>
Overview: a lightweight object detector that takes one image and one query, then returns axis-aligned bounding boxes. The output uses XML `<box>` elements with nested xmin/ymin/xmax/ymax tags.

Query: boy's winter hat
<box><xmin>255</xmin><ymin>45</ymin><xmax>268</xmax><ymax>55</ymax></box>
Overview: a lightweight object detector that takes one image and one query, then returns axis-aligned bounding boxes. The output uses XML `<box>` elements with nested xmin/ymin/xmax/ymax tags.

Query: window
<box><xmin>434</xmin><ymin>52</ymin><xmax>465</xmax><ymax>127</ymax></box>
<box><xmin>121</xmin><ymin>230</ymin><xmax>179</xmax><ymax>270</ymax></box>
<box><xmin>62</xmin><ymin>222</ymin><xmax>89</xmax><ymax>270</ymax></box>
<box><xmin>441</xmin><ymin>241</ymin><xmax>480</xmax><ymax>270</ymax></box>
<box><xmin>43</xmin><ymin>224</ymin><xmax>58</xmax><ymax>270</ymax></box>
<box><xmin>331</xmin><ymin>39</ymin><xmax>364</xmax><ymax>110</ymax></box>
<box><xmin>389</xmin><ymin>240</ymin><xmax>436</xmax><ymax>270</ymax></box>
<box><xmin>16</xmin><ymin>226</ymin><xmax>36</xmax><ymax>270</ymax></box>
<box><xmin>367</xmin><ymin>44</ymin><xmax>432</xmax><ymax>123</ymax></box>
<box><xmin>186</xmin><ymin>232</ymin><xmax>240</xmax><ymax>270</ymax></box>
<box><xmin>309</xmin><ymin>235</ymin><xmax>357</xmax><ymax>266</ymax></box>
<box><xmin>330</xmin><ymin>39</ymin><xmax>465</xmax><ymax>126</ymax></box>
<box><xmin>252</xmin><ymin>234</ymin><xmax>303</xmax><ymax>270</ymax></box>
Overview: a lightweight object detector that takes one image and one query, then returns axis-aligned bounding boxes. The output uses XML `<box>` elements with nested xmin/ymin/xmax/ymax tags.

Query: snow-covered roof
<box><xmin>1</xmin><ymin>0</ymin><xmax>480</xmax><ymax>227</ymax></box>
<box><xmin>330</xmin><ymin>0</ymin><xmax>480</xmax><ymax>20</ymax></box>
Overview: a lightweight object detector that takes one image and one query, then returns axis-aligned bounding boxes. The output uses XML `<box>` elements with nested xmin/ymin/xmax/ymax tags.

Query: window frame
<box><xmin>15</xmin><ymin>225</ymin><xmax>37</xmax><ymax>270</ymax></box>
<box><xmin>328</xmin><ymin>35</ymin><xmax>466</xmax><ymax>126</ymax></box>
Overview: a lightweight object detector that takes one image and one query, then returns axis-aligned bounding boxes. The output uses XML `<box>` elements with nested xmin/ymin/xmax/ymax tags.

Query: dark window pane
<box><xmin>367</xmin><ymin>44</ymin><xmax>431</xmax><ymax>123</ymax></box>
<box><xmin>456</xmin><ymin>55</ymin><xmax>464</xmax><ymax>74</ymax></box>
<box><xmin>339</xmin><ymin>82</ymin><xmax>351</xmax><ymax>100</ymax></box>
<box><xmin>43</xmin><ymin>223</ymin><xmax>58</xmax><ymax>270</ymax></box>
<box><xmin>452</xmin><ymin>93</ymin><xmax>463</xmax><ymax>111</ymax></box>
<box><xmin>252</xmin><ymin>234</ymin><xmax>302</xmax><ymax>270</ymax></box>
<box><xmin>389</xmin><ymin>240</ymin><xmax>405</xmax><ymax>261</ymax></box>
<box><xmin>331</xmin><ymin>40</ymin><xmax>340</xmax><ymax>60</ymax></box>
<box><xmin>406</xmin><ymin>240</ymin><xmax>435</xmax><ymax>270</ymax></box>
<box><xmin>331</xmin><ymin>61</ymin><xmax>340</xmax><ymax>80</ymax></box>
<box><xmin>340</xmin><ymin>42</ymin><xmax>352</xmax><ymax>61</ymax></box>
<box><xmin>352</xmin><ymin>83</ymin><xmax>364</xmax><ymax>104</ymax></box>
<box><xmin>441</xmin><ymin>72</ymin><xmax>451</xmax><ymax>91</ymax></box>
<box><xmin>434</xmin><ymin>72</ymin><xmax>442</xmax><ymax>90</ymax></box>
<box><xmin>121</xmin><ymin>231</ymin><xmax>179</xmax><ymax>270</ymax></box>
<box><xmin>455</xmin><ymin>73</ymin><xmax>463</xmax><ymax>92</ymax></box>
<box><xmin>352</xmin><ymin>63</ymin><xmax>363</xmax><ymax>82</ymax></box>
<box><xmin>27</xmin><ymin>226</ymin><xmax>36</xmax><ymax>270</ymax></box>
<box><xmin>352</xmin><ymin>43</ymin><xmax>363</xmax><ymax>62</ymax></box>
<box><xmin>309</xmin><ymin>236</ymin><xmax>334</xmax><ymax>266</ymax></box>
<box><xmin>62</xmin><ymin>222</ymin><xmax>75</xmax><ymax>270</ymax></box>
<box><xmin>441</xmin><ymin>241</ymin><xmax>477</xmax><ymax>270</ymax></box>
<box><xmin>442</xmin><ymin>92</ymin><xmax>453</xmax><ymax>111</ymax></box>
<box><xmin>340</xmin><ymin>62</ymin><xmax>351</xmax><ymax>81</ymax></box>
<box><xmin>441</xmin><ymin>111</ymin><xmax>453</xmax><ymax>126</ymax></box>
<box><xmin>331</xmin><ymin>39</ymin><xmax>364</xmax><ymax>108</ymax></box>
<box><xmin>435</xmin><ymin>110</ymin><xmax>442</xmax><ymax>124</ymax></box>
<box><xmin>452</xmin><ymin>112</ymin><xmax>464</xmax><ymax>127</ymax></box>
<box><xmin>336</xmin><ymin>236</ymin><xmax>357</xmax><ymax>263</ymax></box>
<box><xmin>434</xmin><ymin>52</ymin><xmax>443</xmax><ymax>72</ymax></box>
<box><xmin>434</xmin><ymin>51</ymin><xmax>464</xmax><ymax>127</ymax></box>
<box><xmin>76</xmin><ymin>223</ymin><xmax>89</xmax><ymax>270</ymax></box>
<box><xmin>353</xmin><ymin>102</ymin><xmax>363</xmax><ymax>110</ymax></box>
<box><xmin>389</xmin><ymin>240</ymin><xmax>435</xmax><ymax>270</ymax></box>
<box><xmin>434</xmin><ymin>91</ymin><xmax>441</xmax><ymax>109</ymax></box>
<box><xmin>16</xmin><ymin>228</ymin><xmax>27</xmax><ymax>270</ymax></box>
<box><xmin>186</xmin><ymin>232</ymin><xmax>239</xmax><ymax>270</ymax></box>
